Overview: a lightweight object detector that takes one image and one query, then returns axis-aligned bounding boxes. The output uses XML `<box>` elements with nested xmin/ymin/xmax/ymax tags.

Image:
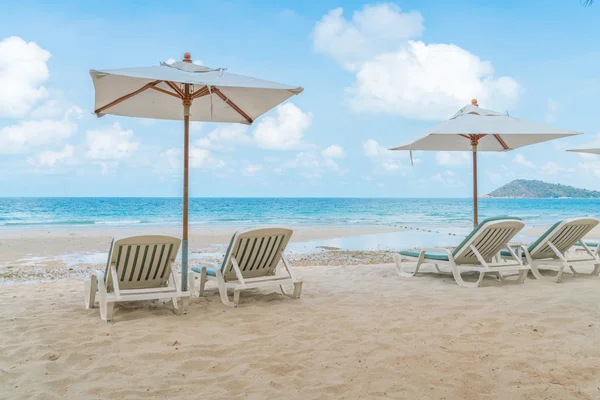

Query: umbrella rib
<box><xmin>165</xmin><ymin>81</ymin><xmax>185</xmax><ymax>98</ymax></box>
<box><xmin>191</xmin><ymin>86</ymin><xmax>210</xmax><ymax>99</ymax></box>
<box><xmin>94</xmin><ymin>80</ymin><xmax>162</xmax><ymax>114</ymax></box>
<box><xmin>211</xmin><ymin>87</ymin><xmax>254</xmax><ymax>124</ymax></box>
<box><xmin>149</xmin><ymin>85</ymin><xmax>183</xmax><ymax>99</ymax></box>
<box><xmin>493</xmin><ymin>134</ymin><xmax>510</xmax><ymax>150</ymax></box>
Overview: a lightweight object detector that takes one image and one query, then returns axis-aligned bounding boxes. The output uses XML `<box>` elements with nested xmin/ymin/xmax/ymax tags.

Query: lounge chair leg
<box><xmin>529</xmin><ymin>262</ymin><xmax>544</xmax><ymax>280</ymax></box>
<box><xmin>217</xmin><ymin>282</ymin><xmax>236</xmax><ymax>307</ymax></box>
<box><xmin>280</xmin><ymin>281</ymin><xmax>303</xmax><ymax>299</ymax></box>
<box><xmin>100</xmin><ymin>301</ymin><xmax>115</xmax><ymax>323</ymax></box>
<box><xmin>568</xmin><ymin>265</ymin><xmax>578</xmax><ymax>275</ymax></box>
<box><xmin>199</xmin><ymin>270</ymin><xmax>207</xmax><ymax>297</ymax></box>
<box><xmin>592</xmin><ymin>263</ymin><xmax>600</xmax><ymax>276</ymax></box>
<box><xmin>452</xmin><ymin>267</ymin><xmax>484</xmax><ymax>288</ymax></box>
<box><xmin>393</xmin><ymin>255</ymin><xmax>421</xmax><ymax>278</ymax></box>
<box><xmin>233</xmin><ymin>289</ymin><xmax>241</xmax><ymax>306</ymax></box>
<box><xmin>516</xmin><ymin>269</ymin><xmax>528</xmax><ymax>284</ymax></box>
<box><xmin>181</xmin><ymin>296</ymin><xmax>189</xmax><ymax>314</ymax></box>
<box><xmin>188</xmin><ymin>273</ymin><xmax>196</xmax><ymax>296</ymax></box>
<box><xmin>172</xmin><ymin>297</ymin><xmax>179</xmax><ymax>313</ymax></box>
<box><xmin>84</xmin><ymin>276</ymin><xmax>97</xmax><ymax>309</ymax></box>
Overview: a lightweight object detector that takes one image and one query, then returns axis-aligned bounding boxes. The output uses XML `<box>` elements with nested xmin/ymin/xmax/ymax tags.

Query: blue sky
<box><xmin>1</xmin><ymin>0</ymin><xmax>600</xmax><ymax>197</ymax></box>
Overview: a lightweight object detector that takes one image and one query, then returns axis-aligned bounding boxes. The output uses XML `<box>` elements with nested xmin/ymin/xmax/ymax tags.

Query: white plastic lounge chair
<box><xmin>84</xmin><ymin>235</ymin><xmax>190</xmax><ymax>322</ymax></box>
<box><xmin>576</xmin><ymin>241</ymin><xmax>599</xmax><ymax>257</ymax></box>
<box><xmin>394</xmin><ymin>217</ymin><xmax>528</xmax><ymax>288</ymax></box>
<box><xmin>189</xmin><ymin>227</ymin><xmax>302</xmax><ymax>307</ymax></box>
<box><xmin>501</xmin><ymin>218</ymin><xmax>600</xmax><ymax>282</ymax></box>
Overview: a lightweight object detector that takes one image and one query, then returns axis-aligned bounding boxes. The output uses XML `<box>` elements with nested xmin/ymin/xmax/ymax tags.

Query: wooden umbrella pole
<box><xmin>472</xmin><ymin>148</ymin><xmax>478</xmax><ymax>227</ymax></box>
<box><xmin>181</xmin><ymin>53</ymin><xmax>193</xmax><ymax>306</ymax></box>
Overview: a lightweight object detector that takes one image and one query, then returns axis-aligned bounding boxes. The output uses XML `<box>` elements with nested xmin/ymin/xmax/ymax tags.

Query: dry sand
<box><xmin>2</xmin><ymin>225</ymin><xmax>600</xmax><ymax>399</ymax></box>
<box><xmin>2</xmin><ymin>263</ymin><xmax>600</xmax><ymax>399</ymax></box>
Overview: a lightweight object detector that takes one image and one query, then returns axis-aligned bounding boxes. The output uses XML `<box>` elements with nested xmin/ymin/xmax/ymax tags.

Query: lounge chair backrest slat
<box><xmin>529</xmin><ymin>218</ymin><xmax>598</xmax><ymax>259</ymax></box>
<box><xmin>453</xmin><ymin>219</ymin><xmax>524</xmax><ymax>264</ymax></box>
<box><xmin>221</xmin><ymin>227</ymin><xmax>293</xmax><ymax>281</ymax></box>
<box><xmin>105</xmin><ymin>235</ymin><xmax>181</xmax><ymax>291</ymax></box>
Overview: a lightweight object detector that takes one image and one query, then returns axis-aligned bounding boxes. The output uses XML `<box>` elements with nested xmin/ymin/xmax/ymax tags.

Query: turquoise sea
<box><xmin>1</xmin><ymin>197</ymin><xmax>598</xmax><ymax>232</ymax></box>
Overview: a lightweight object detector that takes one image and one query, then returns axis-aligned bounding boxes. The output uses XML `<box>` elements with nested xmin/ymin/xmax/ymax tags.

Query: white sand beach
<box><xmin>2</xmin><ymin>261</ymin><xmax>600</xmax><ymax>399</ymax></box>
<box><xmin>1</xmin><ymin>224</ymin><xmax>600</xmax><ymax>399</ymax></box>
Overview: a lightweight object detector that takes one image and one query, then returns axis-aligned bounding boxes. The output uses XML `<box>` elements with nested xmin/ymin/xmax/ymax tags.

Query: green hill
<box><xmin>487</xmin><ymin>179</ymin><xmax>600</xmax><ymax>198</ymax></box>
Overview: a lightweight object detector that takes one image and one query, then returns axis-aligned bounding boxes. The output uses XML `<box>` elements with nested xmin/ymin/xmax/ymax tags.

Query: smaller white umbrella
<box><xmin>390</xmin><ymin>100</ymin><xmax>581</xmax><ymax>226</ymax></box>
<box><xmin>567</xmin><ymin>148</ymin><xmax>600</xmax><ymax>155</ymax></box>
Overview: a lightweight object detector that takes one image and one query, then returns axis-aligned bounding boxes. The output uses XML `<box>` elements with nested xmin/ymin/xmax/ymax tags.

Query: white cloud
<box><xmin>540</xmin><ymin>162</ymin><xmax>574</xmax><ymax>176</ymax></box>
<box><xmin>26</xmin><ymin>144</ymin><xmax>75</xmax><ymax>168</ymax></box>
<box><xmin>0</xmin><ymin>106</ymin><xmax>82</xmax><ymax>154</ymax></box>
<box><xmin>0</xmin><ymin>36</ymin><xmax>51</xmax><ymax>118</ymax></box>
<box><xmin>207</xmin><ymin>124</ymin><xmax>250</xmax><ymax>145</ymax></box>
<box><xmin>86</xmin><ymin>122</ymin><xmax>140</xmax><ymax>160</ymax></box>
<box><xmin>165</xmin><ymin>58</ymin><xmax>176</xmax><ymax>65</ymax></box>
<box><xmin>363</xmin><ymin>138</ymin><xmax>388</xmax><ymax>157</ymax></box>
<box><xmin>191</xmin><ymin>121</ymin><xmax>206</xmax><ymax>132</ymax></box>
<box><xmin>160</xmin><ymin>146</ymin><xmax>225</xmax><ymax>171</ymax></box>
<box><xmin>312</xmin><ymin>4</ymin><xmax>519</xmax><ymax>120</ymax></box>
<box><xmin>253</xmin><ymin>103</ymin><xmax>312</xmax><ymax>150</ymax></box>
<box><xmin>510</xmin><ymin>154</ymin><xmax>574</xmax><ymax>177</ymax></box>
<box><xmin>435</xmin><ymin>151</ymin><xmax>469</xmax><ymax>166</ymax></box>
<box><xmin>278</xmin><ymin>150</ymin><xmax>344</xmax><ymax>178</ymax></box>
<box><xmin>429</xmin><ymin>170</ymin><xmax>464</xmax><ymax>187</ymax></box>
<box><xmin>322</xmin><ymin>144</ymin><xmax>345</xmax><ymax>158</ymax></box>
<box><xmin>363</xmin><ymin>138</ymin><xmax>413</xmax><ymax>172</ymax></box>
<box><xmin>577</xmin><ymin>160</ymin><xmax>600</xmax><ymax>178</ymax></box>
<box><xmin>241</xmin><ymin>164</ymin><xmax>262</xmax><ymax>176</ymax></box>
<box><xmin>313</xmin><ymin>4</ymin><xmax>424</xmax><ymax>69</ymax></box>
<box><xmin>513</xmin><ymin>154</ymin><xmax>536</xmax><ymax>169</ymax></box>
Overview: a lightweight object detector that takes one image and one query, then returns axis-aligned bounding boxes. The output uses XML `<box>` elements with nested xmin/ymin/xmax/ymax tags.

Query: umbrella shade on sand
<box><xmin>90</xmin><ymin>53</ymin><xmax>303</xmax><ymax>300</ymax></box>
<box><xmin>389</xmin><ymin>100</ymin><xmax>581</xmax><ymax>226</ymax></box>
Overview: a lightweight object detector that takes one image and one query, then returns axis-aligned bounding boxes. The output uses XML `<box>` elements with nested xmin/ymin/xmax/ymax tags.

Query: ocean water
<box><xmin>0</xmin><ymin>197</ymin><xmax>598</xmax><ymax>233</ymax></box>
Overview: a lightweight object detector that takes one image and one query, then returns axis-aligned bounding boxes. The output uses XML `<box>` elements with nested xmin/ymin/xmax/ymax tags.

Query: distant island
<box><xmin>486</xmin><ymin>179</ymin><xmax>600</xmax><ymax>198</ymax></box>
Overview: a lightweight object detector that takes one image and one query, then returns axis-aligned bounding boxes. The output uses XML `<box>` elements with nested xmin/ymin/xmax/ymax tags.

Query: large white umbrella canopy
<box><xmin>566</xmin><ymin>148</ymin><xmax>600</xmax><ymax>155</ymax></box>
<box><xmin>389</xmin><ymin>100</ymin><xmax>581</xmax><ymax>226</ymax></box>
<box><xmin>90</xmin><ymin>53</ymin><xmax>303</xmax><ymax>298</ymax></box>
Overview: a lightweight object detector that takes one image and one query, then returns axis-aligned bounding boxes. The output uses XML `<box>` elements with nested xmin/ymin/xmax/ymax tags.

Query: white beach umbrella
<box><xmin>90</xmin><ymin>53</ymin><xmax>303</xmax><ymax>295</ymax></box>
<box><xmin>566</xmin><ymin>148</ymin><xmax>600</xmax><ymax>155</ymax></box>
<box><xmin>389</xmin><ymin>100</ymin><xmax>581</xmax><ymax>226</ymax></box>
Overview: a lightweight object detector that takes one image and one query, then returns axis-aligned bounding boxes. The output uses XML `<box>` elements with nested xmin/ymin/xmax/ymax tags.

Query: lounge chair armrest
<box><xmin>417</xmin><ymin>247</ymin><xmax>454</xmax><ymax>255</ymax></box>
<box><xmin>91</xmin><ymin>270</ymin><xmax>105</xmax><ymax>280</ymax></box>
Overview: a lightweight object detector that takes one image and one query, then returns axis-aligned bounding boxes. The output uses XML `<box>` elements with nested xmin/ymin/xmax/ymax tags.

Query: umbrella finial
<box><xmin>183</xmin><ymin>52</ymin><xmax>192</xmax><ymax>63</ymax></box>
<box><xmin>471</xmin><ymin>99</ymin><xmax>479</xmax><ymax>107</ymax></box>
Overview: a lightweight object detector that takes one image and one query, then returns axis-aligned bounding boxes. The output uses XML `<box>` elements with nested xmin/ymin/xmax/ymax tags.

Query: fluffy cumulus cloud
<box><xmin>27</xmin><ymin>144</ymin><xmax>74</xmax><ymax>167</ymax></box>
<box><xmin>429</xmin><ymin>170</ymin><xmax>464</xmax><ymax>187</ymax></box>
<box><xmin>435</xmin><ymin>151</ymin><xmax>469</xmax><ymax>166</ymax></box>
<box><xmin>86</xmin><ymin>123</ymin><xmax>140</xmax><ymax>160</ymax></box>
<box><xmin>312</xmin><ymin>3</ymin><xmax>520</xmax><ymax>120</ymax></box>
<box><xmin>363</xmin><ymin>138</ymin><xmax>412</xmax><ymax>171</ymax></box>
<box><xmin>160</xmin><ymin>146</ymin><xmax>225</xmax><ymax>172</ymax></box>
<box><xmin>512</xmin><ymin>154</ymin><xmax>536</xmax><ymax>169</ymax></box>
<box><xmin>0</xmin><ymin>36</ymin><xmax>51</xmax><ymax>118</ymax></box>
<box><xmin>322</xmin><ymin>144</ymin><xmax>345</xmax><ymax>159</ymax></box>
<box><xmin>0</xmin><ymin>106</ymin><xmax>82</xmax><ymax>154</ymax></box>
<box><xmin>253</xmin><ymin>103</ymin><xmax>312</xmax><ymax>150</ymax></box>
<box><xmin>312</xmin><ymin>3</ymin><xmax>424</xmax><ymax>69</ymax></box>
